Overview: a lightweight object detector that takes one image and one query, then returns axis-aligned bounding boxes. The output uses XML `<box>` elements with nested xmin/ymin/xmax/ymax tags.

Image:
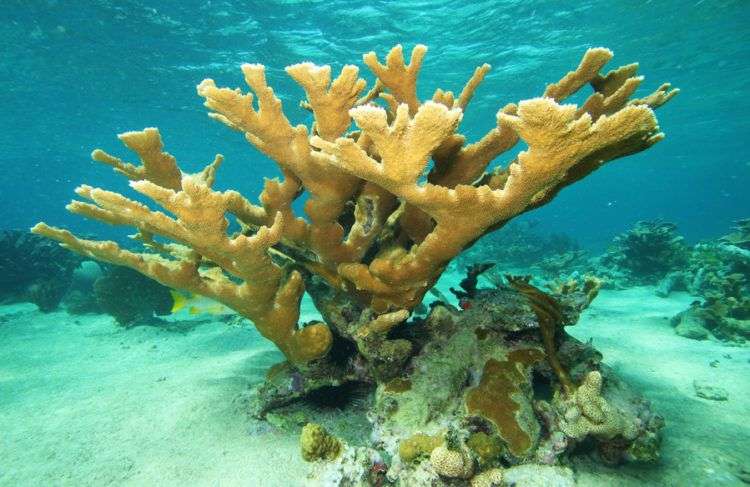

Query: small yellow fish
<box><xmin>170</xmin><ymin>289</ymin><xmax>231</xmax><ymax>316</ymax></box>
<box><xmin>189</xmin><ymin>304</ymin><xmax>229</xmax><ymax>315</ymax></box>
<box><xmin>169</xmin><ymin>290</ymin><xmax>189</xmax><ymax>313</ymax></box>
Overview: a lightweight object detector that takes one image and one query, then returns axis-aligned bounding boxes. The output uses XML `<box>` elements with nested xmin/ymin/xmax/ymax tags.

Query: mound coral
<box><xmin>33</xmin><ymin>43</ymin><xmax>677</xmax><ymax>483</ymax></box>
<box><xmin>399</xmin><ymin>433</ymin><xmax>444</xmax><ymax>463</ymax></box>
<box><xmin>430</xmin><ymin>443</ymin><xmax>475</xmax><ymax>479</ymax></box>
<box><xmin>554</xmin><ymin>371</ymin><xmax>636</xmax><ymax>440</ymax></box>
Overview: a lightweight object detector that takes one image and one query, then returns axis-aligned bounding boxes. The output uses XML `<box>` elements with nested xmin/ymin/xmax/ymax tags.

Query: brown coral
<box><xmin>465</xmin><ymin>348</ymin><xmax>545</xmax><ymax>457</ymax></box>
<box><xmin>33</xmin><ymin>44</ymin><xmax>676</xmax><ymax>364</ymax></box>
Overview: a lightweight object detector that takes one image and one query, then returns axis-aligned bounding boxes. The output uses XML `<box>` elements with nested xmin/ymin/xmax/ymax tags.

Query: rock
<box><xmin>673</xmin><ymin>309</ymin><xmax>710</xmax><ymax>340</ymax></box>
<box><xmin>655</xmin><ymin>271</ymin><xmax>686</xmax><ymax>297</ymax></box>
<box><xmin>675</xmin><ymin>319</ymin><xmax>710</xmax><ymax>340</ymax></box>
<box><xmin>502</xmin><ymin>464</ymin><xmax>575</xmax><ymax>487</ymax></box>
<box><xmin>693</xmin><ymin>380</ymin><xmax>729</xmax><ymax>401</ymax></box>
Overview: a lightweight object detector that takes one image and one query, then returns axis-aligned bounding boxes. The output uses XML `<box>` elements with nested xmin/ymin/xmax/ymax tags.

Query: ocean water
<box><xmin>3</xmin><ymin>0</ymin><xmax>749</xmax><ymax>246</ymax></box>
<box><xmin>1</xmin><ymin>1</ymin><xmax>749</xmax><ymax>486</ymax></box>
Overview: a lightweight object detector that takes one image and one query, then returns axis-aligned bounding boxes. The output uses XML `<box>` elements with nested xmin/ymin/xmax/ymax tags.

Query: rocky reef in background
<box><xmin>63</xmin><ymin>263</ymin><xmax>177</xmax><ymax>326</ymax></box>
<box><xmin>720</xmin><ymin>218</ymin><xmax>750</xmax><ymax>250</ymax></box>
<box><xmin>453</xmin><ymin>220</ymin><xmax>688</xmax><ymax>291</ymax></box>
<box><xmin>582</xmin><ymin>219</ymin><xmax>748</xmax><ymax>343</ymax></box>
<box><xmin>456</xmin><ymin>221</ymin><xmax>583</xmax><ymax>272</ymax></box>
<box><xmin>456</xmin><ymin>220</ymin><xmax>692</xmax><ymax>290</ymax></box>
<box><xmin>0</xmin><ymin>230</ymin><xmax>175</xmax><ymax>326</ymax></box>
<box><xmin>593</xmin><ymin>218</ymin><xmax>750</xmax><ymax>343</ymax></box>
<box><xmin>593</xmin><ymin>221</ymin><xmax>689</xmax><ymax>288</ymax></box>
<box><xmin>666</xmin><ymin>220</ymin><xmax>750</xmax><ymax>343</ymax></box>
<box><xmin>93</xmin><ymin>265</ymin><xmax>174</xmax><ymax>326</ymax></box>
<box><xmin>0</xmin><ymin>229</ymin><xmax>81</xmax><ymax>311</ymax></box>
<box><xmin>456</xmin><ymin>218</ymin><xmax>750</xmax><ymax>345</ymax></box>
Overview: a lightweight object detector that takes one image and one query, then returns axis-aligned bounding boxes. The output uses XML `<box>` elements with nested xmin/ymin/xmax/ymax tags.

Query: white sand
<box><xmin>0</xmin><ymin>287</ymin><xmax>748</xmax><ymax>486</ymax></box>
<box><xmin>0</xmin><ymin>304</ymin><xmax>307</xmax><ymax>486</ymax></box>
<box><xmin>569</xmin><ymin>288</ymin><xmax>750</xmax><ymax>487</ymax></box>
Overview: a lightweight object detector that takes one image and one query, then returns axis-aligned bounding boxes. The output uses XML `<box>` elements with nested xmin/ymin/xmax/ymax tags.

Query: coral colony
<box><xmin>34</xmin><ymin>45</ymin><xmax>678</xmax><ymax>483</ymax></box>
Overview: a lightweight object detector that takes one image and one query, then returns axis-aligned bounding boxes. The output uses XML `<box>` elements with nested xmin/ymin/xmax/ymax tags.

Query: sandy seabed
<box><xmin>0</xmin><ymin>285</ymin><xmax>748</xmax><ymax>487</ymax></box>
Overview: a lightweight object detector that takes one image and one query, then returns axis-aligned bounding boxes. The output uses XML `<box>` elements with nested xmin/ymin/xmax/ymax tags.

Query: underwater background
<box><xmin>2</xmin><ymin>1</ymin><xmax>750</xmax><ymax>486</ymax></box>
<box><xmin>3</xmin><ymin>0</ymin><xmax>749</xmax><ymax>249</ymax></box>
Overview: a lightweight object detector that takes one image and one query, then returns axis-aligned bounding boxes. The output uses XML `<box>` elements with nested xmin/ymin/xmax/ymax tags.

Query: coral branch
<box><xmin>313</xmin><ymin>102</ymin><xmax>462</xmax><ymax>190</ymax></box>
<box><xmin>363</xmin><ymin>44</ymin><xmax>427</xmax><ymax>114</ymax></box>
<box><xmin>544</xmin><ymin>47</ymin><xmax>613</xmax><ymax>102</ymax></box>
<box><xmin>35</xmin><ymin>133</ymin><xmax>332</xmax><ymax>364</ymax></box>
<box><xmin>91</xmin><ymin>128</ymin><xmax>183</xmax><ymax>191</ymax></box>
<box><xmin>286</xmin><ymin>63</ymin><xmax>366</xmax><ymax>141</ymax></box>
<box><xmin>36</xmin><ymin>43</ymin><xmax>677</xmax><ymax>366</ymax></box>
<box><xmin>456</xmin><ymin>63</ymin><xmax>492</xmax><ymax>110</ymax></box>
<box><xmin>430</xmin><ymin>103</ymin><xmax>519</xmax><ymax>188</ymax></box>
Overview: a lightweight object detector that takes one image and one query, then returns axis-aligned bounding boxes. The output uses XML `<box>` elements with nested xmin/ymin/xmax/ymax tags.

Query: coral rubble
<box><xmin>33</xmin><ymin>43</ymin><xmax>678</xmax><ymax>484</ymax></box>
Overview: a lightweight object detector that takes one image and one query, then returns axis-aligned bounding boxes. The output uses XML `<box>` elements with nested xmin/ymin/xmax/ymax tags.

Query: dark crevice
<box><xmin>306</xmin><ymin>381</ymin><xmax>373</xmax><ymax>410</ymax></box>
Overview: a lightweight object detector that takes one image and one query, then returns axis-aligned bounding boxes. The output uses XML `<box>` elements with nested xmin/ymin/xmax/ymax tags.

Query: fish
<box><xmin>189</xmin><ymin>304</ymin><xmax>229</xmax><ymax>315</ymax></box>
<box><xmin>169</xmin><ymin>289</ymin><xmax>190</xmax><ymax>313</ymax></box>
<box><xmin>169</xmin><ymin>290</ymin><xmax>231</xmax><ymax>316</ymax></box>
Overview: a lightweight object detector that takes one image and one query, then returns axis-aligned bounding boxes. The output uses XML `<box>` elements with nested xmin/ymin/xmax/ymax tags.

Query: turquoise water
<box><xmin>2</xmin><ymin>1</ymin><xmax>750</xmax><ymax>486</ymax></box>
<box><xmin>3</xmin><ymin>1</ymin><xmax>748</xmax><ymax>247</ymax></box>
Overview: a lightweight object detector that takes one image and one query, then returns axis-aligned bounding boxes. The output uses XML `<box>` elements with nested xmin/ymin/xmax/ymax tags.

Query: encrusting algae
<box><xmin>399</xmin><ymin>432</ymin><xmax>444</xmax><ymax>463</ymax></box>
